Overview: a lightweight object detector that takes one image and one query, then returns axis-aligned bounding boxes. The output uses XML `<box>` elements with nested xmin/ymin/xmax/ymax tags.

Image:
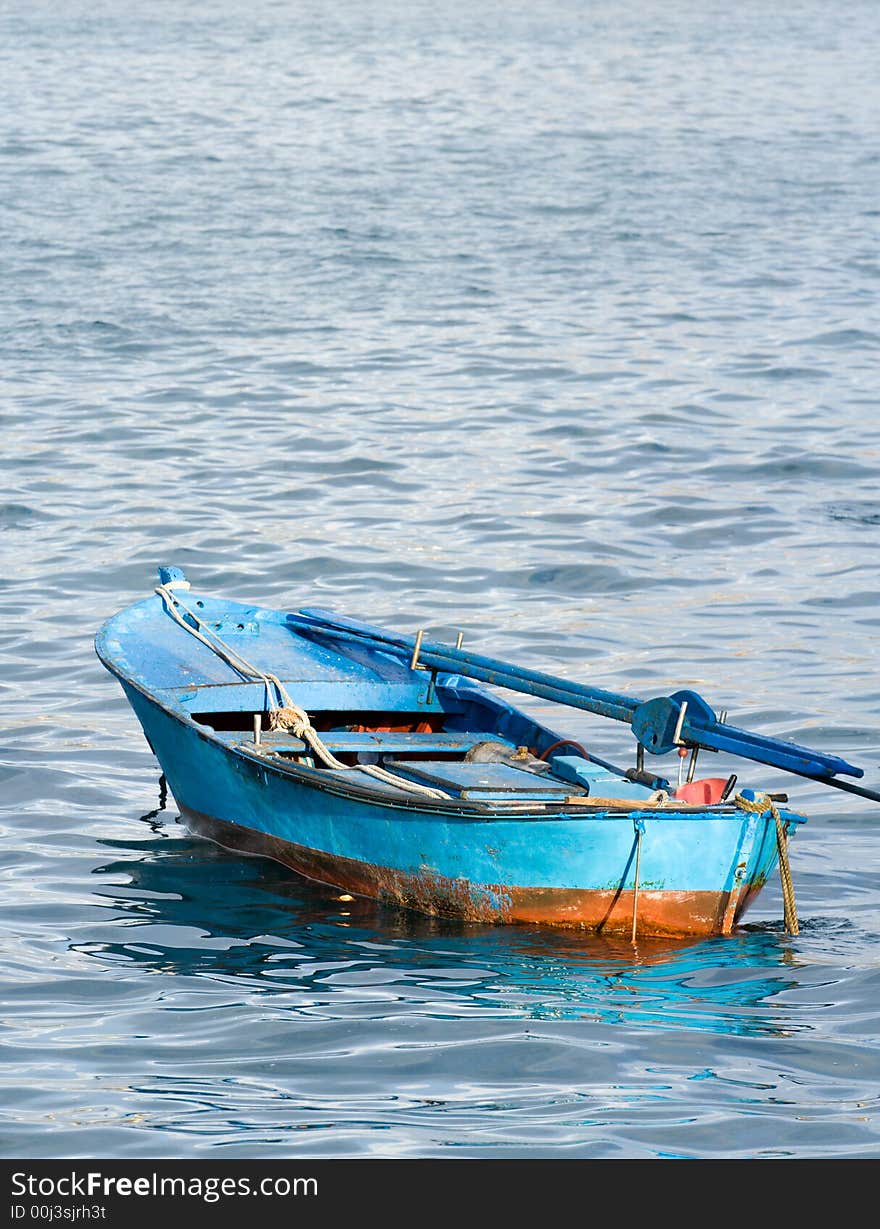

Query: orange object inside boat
<box><xmin>672</xmin><ymin>778</ymin><xmax>729</xmax><ymax>805</ymax></box>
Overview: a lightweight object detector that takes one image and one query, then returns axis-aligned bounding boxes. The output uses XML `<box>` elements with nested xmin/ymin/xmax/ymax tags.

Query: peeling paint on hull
<box><xmin>186</xmin><ymin>808</ymin><xmax>753</xmax><ymax>938</ymax></box>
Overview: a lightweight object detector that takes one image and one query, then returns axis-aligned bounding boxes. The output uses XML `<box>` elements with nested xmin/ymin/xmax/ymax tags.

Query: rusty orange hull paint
<box><xmin>502</xmin><ymin>884</ymin><xmax>747</xmax><ymax>936</ymax></box>
<box><xmin>187</xmin><ymin>810</ymin><xmax>751</xmax><ymax>938</ymax></box>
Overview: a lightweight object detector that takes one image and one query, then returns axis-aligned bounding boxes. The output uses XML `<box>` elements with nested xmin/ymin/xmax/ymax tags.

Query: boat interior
<box><xmin>179</xmin><ymin>682</ymin><xmax>686</xmax><ymax>805</ymax></box>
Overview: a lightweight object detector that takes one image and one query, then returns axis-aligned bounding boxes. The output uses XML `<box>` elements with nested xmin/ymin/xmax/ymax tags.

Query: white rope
<box><xmin>155</xmin><ymin>585</ymin><xmax>449</xmax><ymax>800</ymax></box>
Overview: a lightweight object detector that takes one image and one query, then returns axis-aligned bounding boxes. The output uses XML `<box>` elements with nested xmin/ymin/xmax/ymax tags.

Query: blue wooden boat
<box><xmin>95</xmin><ymin>567</ymin><xmax>878</xmax><ymax>938</ymax></box>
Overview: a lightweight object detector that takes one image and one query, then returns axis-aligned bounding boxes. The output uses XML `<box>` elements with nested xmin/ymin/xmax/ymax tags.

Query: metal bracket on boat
<box><xmin>409</xmin><ymin>630</ymin><xmax>440</xmax><ymax>704</ymax></box>
<box><xmin>672</xmin><ymin>700</ymin><xmax>688</xmax><ymax>746</ymax></box>
<box><xmin>624</xmin><ymin>743</ymin><xmax>668</xmax><ymax>791</ymax></box>
<box><xmin>410</xmin><ymin>630</ymin><xmax>426</xmax><ymax>671</ymax></box>
<box><xmin>684</xmin><ymin>709</ymin><xmax>723</xmax><ymax>783</ymax></box>
<box><xmin>686</xmin><ymin>746</ymin><xmax>699</xmax><ymax>783</ymax></box>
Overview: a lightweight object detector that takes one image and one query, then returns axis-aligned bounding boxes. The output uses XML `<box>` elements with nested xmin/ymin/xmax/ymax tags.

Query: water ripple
<box><xmin>2</xmin><ymin>0</ymin><xmax>880</xmax><ymax>1161</ymax></box>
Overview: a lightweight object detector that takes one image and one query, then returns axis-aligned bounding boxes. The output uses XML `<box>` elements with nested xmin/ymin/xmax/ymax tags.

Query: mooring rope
<box><xmin>154</xmin><ymin>585</ymin><xmax>449</xmax><ymax>800</ymax></box>
<box><xmin>734</xmin><ymin>791</ymin><xmax>799</xmax><ymax>935</ymax></box>
<box><xmin>631</xmin><ymin>816</ymin><xmax>645</xmax><ymax>943</ymax></box>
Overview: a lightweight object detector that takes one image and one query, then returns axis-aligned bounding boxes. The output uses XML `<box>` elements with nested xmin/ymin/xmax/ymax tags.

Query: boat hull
<box><xmin>184</xmin><ymin>808</ymin><xmax>766</xmax><ymax>935</ymax></box>
<box><xmin>122</xmin><ymin>682</ymin><xmax>790</xmax><ymax>938</ymax></box>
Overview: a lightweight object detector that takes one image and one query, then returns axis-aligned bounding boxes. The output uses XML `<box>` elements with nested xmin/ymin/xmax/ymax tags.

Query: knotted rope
<box><xmin>735</xmin><ymin>791</ymin><xmax>799</xmax><ymax>934</ymax></box>
<box><xmin>155</xmin><ymin>585</ymin><xmax>449</xmax><ymax>800</ymax></box>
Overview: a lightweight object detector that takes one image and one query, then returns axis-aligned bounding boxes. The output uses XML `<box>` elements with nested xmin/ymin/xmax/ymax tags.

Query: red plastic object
<box><xmin>673</xmin><ymin>778</ymin><xmax>729</xmax><ymax>805</ymax></box>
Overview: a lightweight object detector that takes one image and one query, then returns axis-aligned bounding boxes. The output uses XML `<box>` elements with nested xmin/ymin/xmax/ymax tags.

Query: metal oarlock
<box><xmin>672</xmin><ymin>699</ymin><xmax>689</xmax><ymax>746</ymax></box>
<box><xmin>410</xmin><ymin>629</ymin><xmax>424</xmax><ymax>671</ymax></box>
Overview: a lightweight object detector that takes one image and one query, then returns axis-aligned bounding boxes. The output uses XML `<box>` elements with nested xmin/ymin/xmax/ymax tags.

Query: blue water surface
<box><xmin>1</xmin><ymin>0</ymin><xmax>880</xmax><ymax>1159</ymax></box>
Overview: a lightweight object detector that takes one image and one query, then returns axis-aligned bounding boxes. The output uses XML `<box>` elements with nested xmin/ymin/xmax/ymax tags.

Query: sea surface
<box><xmin>2</xmin><ymin>0</ymin><xmax>880</xmax><ymax>1160</ymax></box>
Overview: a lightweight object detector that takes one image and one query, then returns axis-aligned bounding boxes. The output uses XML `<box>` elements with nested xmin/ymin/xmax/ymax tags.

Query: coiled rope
<box><xmin>734</xmin><ymin>791</ymin><xmax>799</xmax><ymax>934</ymax></box>
<box><xmin>154</xmin><ymin>585</ymin><xmax>449</xmax><ymax>800</ymax></box>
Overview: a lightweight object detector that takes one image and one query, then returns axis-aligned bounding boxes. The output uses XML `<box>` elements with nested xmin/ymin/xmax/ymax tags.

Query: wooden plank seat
<box><xmin>219</xmin><ymin>730</ymin><xmax>510</xmax><ymax>756</ymax></box>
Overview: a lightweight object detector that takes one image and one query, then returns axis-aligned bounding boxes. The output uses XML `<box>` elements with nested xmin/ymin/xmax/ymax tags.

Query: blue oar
<box><xmin>288</xmin><ymin>608</ymin><xmax>880</xmax><ymax>802</ymax></box>
<box><xmin>290</xmin><ymin>609</ymin><xmax>638</xmax><ymax>722</ymax></box>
